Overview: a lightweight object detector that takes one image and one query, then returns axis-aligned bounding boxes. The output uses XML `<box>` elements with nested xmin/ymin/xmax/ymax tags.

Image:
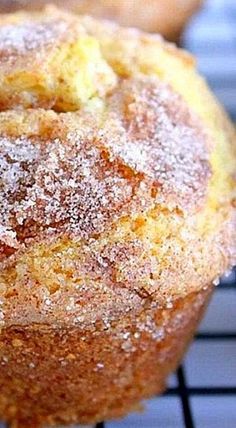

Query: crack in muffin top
<box><xmin>0</xmin><ymin>8</ymin><xmax>117</xmax><ymax>110</ymax></box>
<box><xmin>0</xmin><ymin>75</ymin><xmax>211</xmax><ymax>258</ymax></box>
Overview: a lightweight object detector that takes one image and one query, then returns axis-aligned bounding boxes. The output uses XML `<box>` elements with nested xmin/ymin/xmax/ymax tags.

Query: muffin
<box><xmin>0</xmin><ymin>6</ymin><xmax>235</xmax><ymax>428</ymax></box>
<box><xmin>0</xmin><ymin>0</ymin><xmax>203</xmax><ymax>42</ymax></box>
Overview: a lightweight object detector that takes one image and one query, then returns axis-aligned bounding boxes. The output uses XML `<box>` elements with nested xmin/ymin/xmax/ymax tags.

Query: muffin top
<box><xmin>0</xmin><ymin>7</ymin><xmax>235</xmax><ymax>327</ymax></box>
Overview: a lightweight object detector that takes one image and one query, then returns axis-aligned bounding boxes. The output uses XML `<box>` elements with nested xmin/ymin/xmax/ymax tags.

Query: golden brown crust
<box><xmin>0</xmin><ymin>285</ymin><xmax>212</xmax><ymax>427</ymax></box>
<box><xmin>0</xmin><ymin>0</ymin><xmax>203</xmax><ymax>41</ymax></box>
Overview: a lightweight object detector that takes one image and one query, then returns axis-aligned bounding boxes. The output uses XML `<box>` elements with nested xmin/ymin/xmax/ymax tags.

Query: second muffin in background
<box><xmin>0</xmin><ymin>0</ymin><xmax>203</xmax><ymax>41</ymax></box>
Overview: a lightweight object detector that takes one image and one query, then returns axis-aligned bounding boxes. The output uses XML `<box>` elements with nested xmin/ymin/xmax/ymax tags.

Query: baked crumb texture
<box><xmin>0</xmin><ymin>6</ymin><xmax>235</xmax><ymax>427</ymax></box>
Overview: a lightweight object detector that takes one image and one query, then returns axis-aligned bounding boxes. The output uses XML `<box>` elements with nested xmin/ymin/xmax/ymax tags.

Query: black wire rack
<box><xmin>164</xmin><ymin>281</ymin><xmax>236</xmax><ymax>428</ymax></box>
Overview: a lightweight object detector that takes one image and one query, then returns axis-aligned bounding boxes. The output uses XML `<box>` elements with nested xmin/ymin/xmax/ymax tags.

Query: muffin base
<box><xmin>0</xmin><ymin>284</ymin><xmax>213</xmax><ymax>427</ymax></box>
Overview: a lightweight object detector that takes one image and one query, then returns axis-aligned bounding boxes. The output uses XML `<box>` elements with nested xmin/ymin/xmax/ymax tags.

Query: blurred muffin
<box><xmin>0</xmin><ymin>6</ymin><xmax>235</xmax><ymax>427</ymax></box>
<box><xmin>0</xmin><ymin>0</ymin><xmax>203</xmax><ymax>41</ymax></box>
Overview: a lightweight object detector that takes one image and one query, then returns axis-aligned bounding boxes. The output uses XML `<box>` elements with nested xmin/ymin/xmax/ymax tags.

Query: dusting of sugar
<box><xmin>74</xmin><ymin>315</ymin><xmax>85</xmax><ymax>323</ymax></box>
<box><xmin>97</xmin><ymin>362</ymin><xmax>104</xmax><ymax>369</ymax></box>
<box><xmin>121</xmin><ymin>339</ymin><xmax>136</xmax><ymax>353</ymax></box>
<box><xmin>0</xmin><ymin>76</ymin><xmax>211</xmax><ymax>264</ymax></box>
<box><xmin>0</xmin><ymin>19</ymin><xmax>69</xmax><ymax>60</ymax></box>
<box><xmin>134</xmin><ymin>332</ymin><xmax>140</xmax><ymax>339</ymax></box>
<box><xmin>29</xmin><ymin>362</ymin><xmax>35</xmax><ymax>369</ymax></box>
<box><xmin>0</xmin><ymin>127</ymin><xmax>134</xmax><ymax>249</ymax></box>
<box><xmin>0</xmin><ymin>113</ymin><xmax>148</xmax><ymax>254</ymax></box>
<box><xmin>94</xmin><ymin>362</ymin><xmax>104</xmax><ymax>371</ymax></box>
<box><xmin>137</xmin><ymin>314</ymin><xmax>165</xmax><ymax>341</ymax></box>
<box><xmin>166</xmin><ymin>297</ymin><xmax>173</xmax><ymax>309</ymax></box>
<box><xmin>65</xmin><ymin>297</ymin><xmax>75</xmax><ymax>311</ymax></box>
<box><xmin>212</xmin><ymin>276</ymin><xmax>220</xmax><ymax>286</ymax></box>
<box><xmin>122</xmin><ymin>332</ymin><xmax>130</xmax><ymax>339</ymax></box>
<box><xmin>106</xmin><ymin>77</ymin><xmax>211</xmax><ymax>209</ymax></box>
<box><xmin>0</xmin><ymin>311</ymin><xmax>4</xmax><ymax>323</ymax></box>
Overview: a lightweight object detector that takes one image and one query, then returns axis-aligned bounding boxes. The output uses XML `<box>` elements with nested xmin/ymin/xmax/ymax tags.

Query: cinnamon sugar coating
<box><xmin>0</xmin><ymin>78</ymin><xmax>211</xmax><ymax>254</ymax></box>
<box><xmin>0</xmin><ymin>7</ymin><xmax>235</xmax><ymax>428</ymax></box>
